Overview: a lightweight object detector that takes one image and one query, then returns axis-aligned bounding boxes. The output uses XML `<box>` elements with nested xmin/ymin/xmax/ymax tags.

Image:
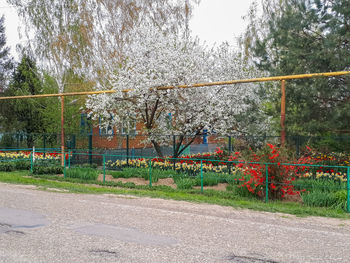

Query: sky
<box><xmin>0</xmin><ymin>0</ymin><xmax>256</xmax><ymax>59</ymax></box>
<box><xmin>190</xmin><ymin>0</ymin><xmax>256</xmax><ymax>47</ymax></box>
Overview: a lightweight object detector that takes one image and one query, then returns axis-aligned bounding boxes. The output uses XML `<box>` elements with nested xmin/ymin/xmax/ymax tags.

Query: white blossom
<box><xmin>86</xmin><ymin>24</ymin><xmax>266</xmax><ymax>156</ymax></box>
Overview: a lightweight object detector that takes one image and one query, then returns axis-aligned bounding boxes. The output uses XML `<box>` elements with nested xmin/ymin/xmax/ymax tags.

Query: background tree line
<box><xmin>0</xmin><ymin>0</ymin><xmax>349</xmax><ymax>152</ymax></box>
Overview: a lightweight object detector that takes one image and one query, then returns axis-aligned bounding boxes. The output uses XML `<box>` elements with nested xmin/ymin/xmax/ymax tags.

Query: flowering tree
<box><xmin>86</xmin><ymin>24</ymin><xmax>266</xmax><ymax>157</ymax></box>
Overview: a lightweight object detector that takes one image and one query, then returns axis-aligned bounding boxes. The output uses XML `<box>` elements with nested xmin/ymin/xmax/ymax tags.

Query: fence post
<box><xmin>43</xmin><ymin>134</ymin><xmax>46</xmax><ymax>158</ymax></box>
<box><xmin>173</xmin><ymin>135</ymin><xmax>176</xmax><ymax>170</ymax></box>
<box><xmin>88</xmin><ymin>134</ymin><xmax>92</xmax><ymax>165</ymax></box>
<box><xmin>347</xmin><ymin>167</ymin><xmax>349</xmax><ymax>213</ymax></box>
<box><xmin>32</xmin><ymin>146</ymin><xmax>35</xmax><ymax>163</ymax></box>
<box><xmin>16</xmin><ymin>133</ymin><xmax>20</xmax><ymax>149</ymax></box>
<box><xmin>173</xmin><ymin>135</ymin><xmax>176</xmax><ymax>157</ymax></box>
<box><xmin>63</xmin><ymin>153</ymin><xmax>66</xmax><ymax>178</ymax></box>
<box><xmin>126</xmin><ymin>134</ymin><xmax>129</xmax><ymax>167</ymax></box>
<box><xmin>265</xmin><ymin>164</ymin><xmax>269</xmax><ymax>203</ymax></box>
<box><xmin>103</xmin><ymin>154</ymin><xmax>106</xmax><ymax>184</ymax></box>
<box><xmin>149</xmin><ymin>159</ymin><xmax>152</xmax><ymax>187</ymax></box>
<box><xmin>228</xmin><ymin>136</ymin><xmax>232</xmax><ymax>153</ymax></box>
<box><xmin>200</xmin><ymin>160</ymin><xmax>203</xmax><ymax>193</ymax></box>
<box><xmin>30</xmin><ymin>152</ymin><xmax>33</xmax><ymax>173</ymax></box>
<box><xmin>68</xmin><ymin>150</ymin><xmax>71</xmax><ymax>168</ymax></box>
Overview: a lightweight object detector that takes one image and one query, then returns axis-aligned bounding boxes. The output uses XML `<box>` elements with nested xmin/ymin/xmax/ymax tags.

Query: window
<box><xmin>121</xmin><ymin>115</ymin><xmax>137</xmax><ymax>135</ymax></box>
<box><xmin>99</xmin><ymin>115</ymin><xmax>114</xmax><ymax>136</ymax></box>
<box><xmin>80</xmin><ymin>113</ymin><xmax>92</xmax><ymax>135</ymax></box>
<box><xmin>166</xmin><ymin>113</ymin><xmax>172</xmax><ymax>129</ymax></box>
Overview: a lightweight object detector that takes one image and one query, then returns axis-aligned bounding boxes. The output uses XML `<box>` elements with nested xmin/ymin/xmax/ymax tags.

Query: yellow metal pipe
<box><xmin>0</xmin><ymin>90</ymin><xmax>116</xmax><ymax>100</ymax></box>
<box><xmin>155</xmin><ymin>71</ymin><xmax>350</xmax><ymax>90</ymax></box>
<box><xmin>61</xmin><ymin>96</ymin><xmax>65</xmax><ymax>166</ymax></box>
<box><xmin>280</xmin><ymin>80</ymin><xmax>286</xmax><ymax>146</ymax></box>
<box><xmin>0</xmin><ymin>71</ymin><xmax>349</xmax><ymax>100</ymax></box>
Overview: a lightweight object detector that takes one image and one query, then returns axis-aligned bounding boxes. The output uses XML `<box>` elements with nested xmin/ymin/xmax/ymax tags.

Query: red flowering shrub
<box><xmin>229</xmin><ymin>143</ymin><xmax>306</xmax><ymax>200</ymax></box>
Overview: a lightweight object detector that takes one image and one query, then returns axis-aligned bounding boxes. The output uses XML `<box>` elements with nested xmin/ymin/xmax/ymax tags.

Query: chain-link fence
<box><xmin>0</xmin><ymin>132</ymin><xmax>349</xmax><ymax>158</ymax></box>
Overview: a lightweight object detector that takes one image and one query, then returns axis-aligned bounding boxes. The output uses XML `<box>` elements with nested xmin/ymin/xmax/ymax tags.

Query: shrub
<box><xmin>110</xmin><ymin>168</ymin><xmax>148</xmax><ymax>179</ymax></box>
<box><xmin>228</xmin><ymin>144</ymin><xmax>306</xmax><ymax>200</ymax></box>
<box><xmin>0</xmin><ymin>162</ymin><xmax>15</xmax><ymax>172</ymax></box>
<box><xmin>14</xmin><ymin>160</ymin><xmax>31</xmax><ymax>170</ymax></box>
<box><xmin>33</xmin><ymin>166</ymin><xmax>63</xmax><ymax>175</ymax></box>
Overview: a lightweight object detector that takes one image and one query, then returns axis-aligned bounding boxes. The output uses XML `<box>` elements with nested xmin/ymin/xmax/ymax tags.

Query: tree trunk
<box><xmin>26</xmin><ymin>133</ymin><xmax>34</xmax><ymax>148</ymax></box>
<box><xmin>151</xmin><ymin>139</ymin><xmax>164</xmax><ymax>157</ymax></box>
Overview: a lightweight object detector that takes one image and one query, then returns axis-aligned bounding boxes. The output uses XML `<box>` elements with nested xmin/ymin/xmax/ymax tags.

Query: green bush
<box><xmin>65</xmin><ymin>167</ymin><xmax>98</xmax><ymax>181</ymax></box>
<box><xmin>109</xmin><ymin>168</ymin><xmax>148</xmax><ymax>179</ymax></box>
<box><xmin>0</xmin><ymin>162</ymin><xmax>15</xmax><ymax>172</ymax></box>
<box><xmin>14</xmin><ymin>160</ymin><xmax>31</xmax><ymax>170</ymax></box>
<box><xmin>0</xmin><ymin>160</ymin><xmax>30</xmax><ymax>172</ymax></box>
<box><xmin>109</xmin><ymin>168</ymin><xmax>178</xmax><ymax>183</ymax></box>
<box><xmin>33</xmin><ymin>165</ymin><xmax>63</xmax><ymax>175</ymax></box>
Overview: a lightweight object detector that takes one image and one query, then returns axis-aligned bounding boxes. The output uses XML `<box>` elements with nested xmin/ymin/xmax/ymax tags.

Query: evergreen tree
<box><xmin>242</xmin><ymin>0</ymin><xmax>350</xmax><ymax>136</ymax></box>
<box><xmin>2</xmin><ymin>55</ymin><xmax>45</xmax><ymax>147</ymax></box>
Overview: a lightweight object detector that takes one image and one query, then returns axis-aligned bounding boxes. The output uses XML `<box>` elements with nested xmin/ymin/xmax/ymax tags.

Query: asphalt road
<box><xmin>0</xmin><ymin>183</ymin><xmax>350</xmax><ymax>263</ymax></box>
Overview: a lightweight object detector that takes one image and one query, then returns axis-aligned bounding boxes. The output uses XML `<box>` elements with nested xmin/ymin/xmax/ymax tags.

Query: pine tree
<box><xmin>242</xmin><ymin>0</ymin><xmax>350</xmax><ymax>136</ymax></box>
<box><xmin>2</xmin><ymin>55</ymin><xmax>45</xmax><ymax>147</ymax></box>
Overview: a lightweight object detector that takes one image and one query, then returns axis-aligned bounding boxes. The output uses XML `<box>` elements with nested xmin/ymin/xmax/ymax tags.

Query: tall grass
<box><xmin>66</xmin><ymin>167</ymin><xmax>98</xmax><ymax>181</ymax></box>
<box><xmin>294</xmin><ymin>178</ymin><xmax>347</xmax><ymax>209</ymax></box>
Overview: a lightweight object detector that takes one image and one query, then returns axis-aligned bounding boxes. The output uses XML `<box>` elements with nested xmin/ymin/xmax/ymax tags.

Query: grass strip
<box><xmin>0</xmin><ymin>171</ymin><xmax>349</xmax><ymax>219</ymax></box>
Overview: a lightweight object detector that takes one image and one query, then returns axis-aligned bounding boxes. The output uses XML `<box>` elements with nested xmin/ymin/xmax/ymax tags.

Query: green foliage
<box><xmin>309</xmin><ymin>136</ymin><xmax>350</xmax><ymax>153</ymax></box>
<box><xmin>0</xmin><ymin>162</ymin><xmax>15</xmax><ymax>172</ymax></box>
<box><xmin>14</xmin><ymin>160</ymin><xmax>31</xmax><ymax>170</ymax></box>
<box><xmin>65</xmin><ymin>167</ymin><xmax>98</xmax><ymax>180</ymax></box>
<box><xmin>41</xmin><ymin>72</ymin><xmax>92</xmax><ymax>135</ymax></box>
<box><xmin>302</xmin><ymin>190</ymin><xmax>346</xmax><ymax>210</ymax></box>
<box><xmin>110</xmin><ymin>168</ymin><xmax>148</xmax><ymax>179</ymax></box>
<box><xmin>1</xmin><ymin>55</ymin><xmax>45</xmax><ymax>146</ymax></box>
<box><xmin>175</xmin><ymin>177</ymin><xmax>196</xmax><ymax>190</ymax></box>
<box><xmin>294</xmin><ymin>178</ymin><xmax>346</xmax><ymax>192</ymax></box>
<box><xmin>242</xmin><ymin>0</ymin><xmax>350</xmax><ymax>138</ymax></box>
<box><xmin>33</xmin><ymin>165</ymin><xmax>63</xmax><ymax>175</ymax></box>
<box><xmin>0</xmin><ymin>134</ymin><xmax>16</xmax><ymax>148</ymax></box>
<box><xmin>295</xmin><ymin>178</ymin><xmax>347</xmax><ymax>210</ymax></box>
<box><xmin>78</xmin><ymin>163</ymin><xmax>98</xmax><ymax>169</ymax></box>
<box><xmin>109</xmin><ymin>167</ymin><xmax>179</xmax><ymax>183</ymax></box>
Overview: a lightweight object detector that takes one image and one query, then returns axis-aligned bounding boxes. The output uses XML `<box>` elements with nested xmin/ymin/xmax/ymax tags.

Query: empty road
<box><xmin>0</xmin><ymin>183</ymin><xmax>350</xmax><ymax>263</ymax></box>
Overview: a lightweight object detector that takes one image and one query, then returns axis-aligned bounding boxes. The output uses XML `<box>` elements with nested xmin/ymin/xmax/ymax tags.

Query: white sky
<box><xmin>190</xmin><ymin>0</ymin><xmax>256</xmax><ymax>47</ymax></box>
<box><xmin>0</xmin><ymin>0</ymin><xmax>256</xmax><ymax>60</ymax></box>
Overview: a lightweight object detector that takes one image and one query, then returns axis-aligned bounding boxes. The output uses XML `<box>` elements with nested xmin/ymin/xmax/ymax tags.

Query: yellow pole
<box><xmin>61</xmin><ymin>96</ymin><xmax>65</xmax><ymax>166</ymax></box>
<box><xmin>281</xmin><ymin>80</ymin><xmax>286</xmax><ymax>146</ymax></box>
